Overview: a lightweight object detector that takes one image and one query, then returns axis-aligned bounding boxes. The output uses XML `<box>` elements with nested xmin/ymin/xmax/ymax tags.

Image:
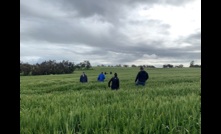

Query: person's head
<box><xmin>140</xmin><ymin>66</ymin><xmax>144</xmax><ymax>70</ymax></box>
<box><xmin>114</xmin><ymin>73</ymin><xmax>117</xmax><ymax>77</ymax></box>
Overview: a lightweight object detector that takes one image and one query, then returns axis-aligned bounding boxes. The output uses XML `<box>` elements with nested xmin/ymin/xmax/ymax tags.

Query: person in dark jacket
<box><xmin>135</xmin><ymin>66</ymin><xmax>149</xmax><ymax>86</ymax></box>
<box><xmin>80</xmin><ymin>72</ymin><xmax>88</xmax><ymax>83</ymax></box>
<box><xmin>97</xmin><ymin>72</ymin><xmax>105</xmax><ymax>82</ymax></box>
<box><xmin>108</xmin><ymin>73</ymin><xmax>119</xmax><ymax>90</ymax></box>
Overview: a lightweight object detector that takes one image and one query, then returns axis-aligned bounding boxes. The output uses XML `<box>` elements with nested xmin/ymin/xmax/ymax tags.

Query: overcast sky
<box><xmin>20</xmin><ymin>0</ymin><xmax>201</xmax><ymax>68</ymax></box>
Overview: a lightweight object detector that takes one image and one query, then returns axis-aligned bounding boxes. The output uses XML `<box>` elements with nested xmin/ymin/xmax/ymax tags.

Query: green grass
<box><xmin>20</xmin><ymin>67</ymin><xmax>201</xmax><ymax>134</ymax></box>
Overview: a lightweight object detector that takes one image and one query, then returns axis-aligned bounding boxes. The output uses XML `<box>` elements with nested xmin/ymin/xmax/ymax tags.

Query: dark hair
<box><xmin>140</xmin><ymin>66</ymin><xmax>144</xmax><ymax>70</ymax></box>
<box><xmin>114</xmin><ymin>73</ymin><xmax>117</xmax><ymax>77</ymax></box>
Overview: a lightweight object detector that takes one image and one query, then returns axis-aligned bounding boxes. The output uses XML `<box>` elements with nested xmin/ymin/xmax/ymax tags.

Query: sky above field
<box><xmin>20</xmin><ymin>0</ymin><xmax>201</xmax><ymax>68</ymax></box>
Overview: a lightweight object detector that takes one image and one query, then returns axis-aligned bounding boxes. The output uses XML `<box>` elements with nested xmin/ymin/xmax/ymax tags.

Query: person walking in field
<box><xmin>97</xmin><ymin>72</ymin><xmax>105</xmax><ymax>82</ymax></box>
<box><xmin>135</xmin><ymin>66</ymin><xmax>149</xmax><ymax>86</ymax></box>
<box><xmin>80</xmin><ymin>72</ymin><xmax>88</xmax><ymax>83</ymax></box>
<box><xmin>108</xmin><ymin>73</ymin><xmax>120</xmax><ymax>90</ymax></box>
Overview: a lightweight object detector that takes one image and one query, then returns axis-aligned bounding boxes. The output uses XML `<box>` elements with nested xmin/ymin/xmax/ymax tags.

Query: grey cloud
<box><xmin>21</xmin><ymin>1</ymin><xmax>54</xmax><ymax>19</ymax></box>
<box><xmin>176</xmin><ymin>31</ymin><xmax>201</xmax><ymax>51</ymax></box>
<box><xmin>20</xmin><ymin>0</ymin><xmax>200</xmax><ymax>67</ymax></box>
<box><xmin>183</xmin><ymin>31</ymin><xmax>201</xmax><ymax>44</ymax></box>
<box><xmin>57</xmin><ymin>0</ymin><xmax>194</xmax><ymax>24</ymax></box>
<box><xmin>21</xmin><ymin>19</ymin><xmax>103</xmax><ymax>44</ymax></box>
<box><xmin>60</xmin><ymin>0</ymin><xmax>194</xmax><ymax>16</ymax></box>
<box><xmin>130</xmin><ymin>36</ymin><xmax>200</xmax><ymax>59</ymax></box>
<box><xmin>21</xmin><ymin>15</ymin><xmax>128</xmax><ymax>48</ymax></box>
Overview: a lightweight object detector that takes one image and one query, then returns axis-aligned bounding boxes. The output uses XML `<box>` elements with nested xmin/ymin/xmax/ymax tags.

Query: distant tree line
<box><xmin>75</xmin><ymin>60</ymin><xmax>92</xmax><ymax>70</ymax></box>
<box><xmin>21</xmin><ymin>59</ymin><xmax>200</xmax><ymax>76</ymax></box>
<box><xmin>97</xmin><ymin>64</ymin><xmax>156</xmax><ymax>68</ymax></box>
<box><xmin>162</xmin><ymin>61</ymin><xmax>201</xmax><ymax>68</ymax></box>
<box><xmin>20</xmin><ymin>60</ymin><xmax>92</xmax><ymax>76</ymax></box>
<box><xmin>163</xmin><ymin>64</ymin><xmax>174</xmax><ymax>68</ymax></box>
<box><xmin>189</xmin><ymin>61</ymin><xmax>201</xmax><ymax>68</ymax></box>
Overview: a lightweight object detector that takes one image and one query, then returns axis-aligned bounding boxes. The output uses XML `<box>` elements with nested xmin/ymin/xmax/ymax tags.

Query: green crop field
<box><xmin>20</xmin><ymin>67</ymin><xmax>201</xmax><ymax>134</ymax></box>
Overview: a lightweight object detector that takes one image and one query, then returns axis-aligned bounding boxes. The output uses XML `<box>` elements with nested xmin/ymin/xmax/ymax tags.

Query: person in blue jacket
<box><xmin>97</xmin><ymin>72</ymin><xmax>105</xmax><ymax>82</ymax></box>
<box><xmin>108</xmin><ymin>73</ymin><xmax>119</xmax><ymax>90</ymax></box>
<box><xmin>135</xmin><ymin>66</ymin><xmax>149</xmax><ymax>86</ymax></box>
<box><xmin>80</xmin><ymin>72</ymin><xmax>88</xmax><ymax>83</ymax></box>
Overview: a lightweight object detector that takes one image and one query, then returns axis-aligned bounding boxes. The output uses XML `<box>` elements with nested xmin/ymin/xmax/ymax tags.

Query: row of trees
<box><xmin>21</xmin><ymin>60</ymin><xmax>200</xmax><ymax>75</ymax></box>
<box><xmin>163</xmin><ymin>61</ymin><xmax>200</xmax><ymax>68</ymax></box>
<box><xmin>97</xmin><ymin>61</ymin><xmax>200</xmax><ymax>68</ymax></box>
<box><xmin>75</xmin><ymin>61</ymin><xmax>91</xmax><ymax>70</ymax></box>
<box><xmin>163</xmin><ymin>64</ymin><xmax>175</xmax><ymax>68</ymax></box>
<box><xmin>189</xmin><ymin>61</ymin><xmax>201</xmax><ymax>67</ymax></box>
<box><xmin>97</xmin><ymin>64</ymin><xmax>156</xmax><ymax>68</ymax></box>
<box><xmin>20</xmin><ymin>60</ymin><xmax>92</xmax><ymax>76</ymax></box>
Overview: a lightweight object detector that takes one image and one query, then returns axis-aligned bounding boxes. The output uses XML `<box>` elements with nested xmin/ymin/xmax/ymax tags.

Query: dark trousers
<box><xmin>136</xmin><ymin>81</ymin><xmax>146</xmax><ymax>86</ymax></box>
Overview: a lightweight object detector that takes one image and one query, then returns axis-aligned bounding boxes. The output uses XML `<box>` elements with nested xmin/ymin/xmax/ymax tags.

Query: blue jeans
<box><xmin>136</xmin><ymin>81</ymin><xmax>146</xmax><ymax>86</ymax></box>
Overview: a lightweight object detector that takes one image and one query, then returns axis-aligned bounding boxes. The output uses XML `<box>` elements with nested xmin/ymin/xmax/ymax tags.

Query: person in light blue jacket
<box><xmin>97</xmin><ymin>72</ymin><xmax>105</xmax><ymax>82</ymax></box>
